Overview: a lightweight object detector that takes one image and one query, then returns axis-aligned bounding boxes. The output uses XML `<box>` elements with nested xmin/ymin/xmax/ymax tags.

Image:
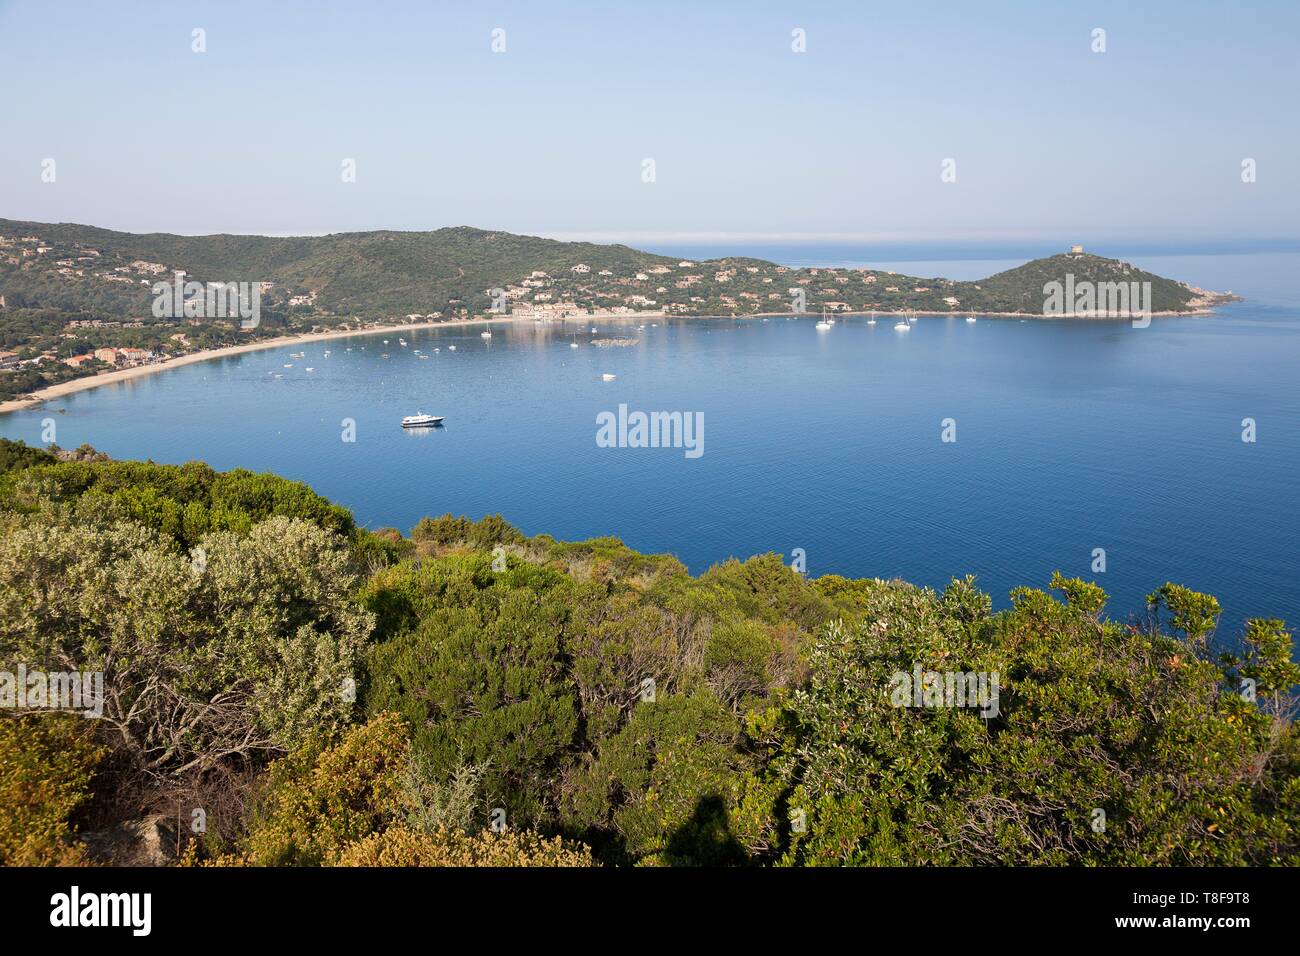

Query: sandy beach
<box><xmin>0</xmin><ymin>312</ymin><xmax>667</xmax><ymax>414</ymax></box>
<box><xmin>0</xmin><ymin>303</ymin><xmax>1220</xmax><ymax>415</ymax></box>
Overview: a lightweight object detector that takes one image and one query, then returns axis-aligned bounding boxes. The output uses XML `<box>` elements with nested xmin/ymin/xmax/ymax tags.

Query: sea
<box><xmin>3</xmin><ymin>242</ymin><xmax>1297</xmax><ymax>641</ymax></box>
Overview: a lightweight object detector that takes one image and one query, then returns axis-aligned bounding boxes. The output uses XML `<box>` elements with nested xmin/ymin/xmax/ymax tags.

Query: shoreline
<box><xmin>0</xmin><ymin>304</ymin><xmax>1224</xmax><ymax>414</ymax></box>
<box><xmin>0</xmin><ymin>313</ymin><xmax>585</xmax><ymax>413</ymax></box>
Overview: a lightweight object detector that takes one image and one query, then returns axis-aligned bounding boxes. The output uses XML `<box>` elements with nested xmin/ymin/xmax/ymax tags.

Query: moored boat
<box><xmin>401</xmin><ymin>412</ymin><xmax>444</xmax><ymax>427</ymax></box>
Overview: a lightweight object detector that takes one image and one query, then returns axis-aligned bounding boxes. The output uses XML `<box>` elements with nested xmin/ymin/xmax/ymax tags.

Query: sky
<box><xmin>1</xmin><ymin>0</ymin><xmax>1297</xmax><ymax>244</ymax></box>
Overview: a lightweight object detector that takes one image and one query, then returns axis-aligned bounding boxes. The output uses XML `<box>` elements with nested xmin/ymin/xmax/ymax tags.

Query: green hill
<box><xmin>0</xmin><ymin>218</ymin><xmax>1231</xmax><ymax>321</ymax></box>
<box><xmin>0</xmin><ymin>219</ymin><xmax>1237</xmax><ymax>403</ymax></box>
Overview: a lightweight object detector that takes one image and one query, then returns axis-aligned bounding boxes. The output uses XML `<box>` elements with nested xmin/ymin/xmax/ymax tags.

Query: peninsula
<box><xmin>0</xmin><ymin>219</ymin><xmax>1237</xmax><ymax>407</ymax></box>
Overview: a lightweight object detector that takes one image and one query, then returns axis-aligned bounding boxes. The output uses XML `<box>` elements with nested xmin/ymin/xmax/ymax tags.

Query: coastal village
<box><xmin>0</xmin><ymin>224</ymin><xmax>1232</xmax><ymax>405</ymax></box>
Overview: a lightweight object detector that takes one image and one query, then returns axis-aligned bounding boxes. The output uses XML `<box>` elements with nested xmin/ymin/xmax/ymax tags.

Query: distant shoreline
<box><xmin>0</xmin><ymin>304</ymin><xmax>1223</xmax><ymax>414</ymax></box>
<box><xmin>0</xmin><ymin>313</ymin><xmax>552</xmax><ymax>413</ymax></box>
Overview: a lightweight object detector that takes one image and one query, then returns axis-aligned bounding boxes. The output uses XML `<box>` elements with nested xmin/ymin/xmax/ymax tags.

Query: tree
<box><xmin>0</xmin><ymin>512</ymin><xmax>371</xmax><ymax>777</ymax></box>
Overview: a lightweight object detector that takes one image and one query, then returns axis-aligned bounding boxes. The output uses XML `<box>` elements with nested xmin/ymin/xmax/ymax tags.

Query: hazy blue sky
<box><xmin>1</xmin><ymin>0</ymin><xmax>1297</xmax><ymax>242</ymax></box>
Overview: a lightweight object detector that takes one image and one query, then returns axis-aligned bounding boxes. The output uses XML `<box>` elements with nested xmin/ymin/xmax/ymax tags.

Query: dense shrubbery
<box><xmin>0</xmin><ymin>715</ymin><xmax>104</xmax><ymax>865</ymax></box>
<box><xmin>0</xmin><ymin>447</ymin><xmax>1295</xmax><ymax>866</ymax></box>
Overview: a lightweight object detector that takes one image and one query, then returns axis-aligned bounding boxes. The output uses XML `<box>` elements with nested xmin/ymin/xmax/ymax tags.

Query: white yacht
<box><xmin>867</xmin><ymin>311</ymin><xmax>876</xmax><ymax>326</ymax></box>
<box><xmin>601</xmin><ymin>373</ymin><xmax>617</xmax><ymax>381</ymax></box>
<box><xmin>401</xmin><ymin>412</ymin><xmax>444</xmax><ymax>428</ymax></box>
<box><xmin>894</xmin><ymin>317</ymin><xmax>911</xmax><ymax>331</ymax></box>
<box><xmin>966</xmin><ymin>316</ymin><xmax>977</xmax><ymax>323</ymax></box>
<box><xmin>481</xmin><ymin>330</ymin><xmax>492</xmax><ymax>339</ymax></box>
<box><xmin>815</xmin><ymin>308</ymin><xmax>831</xmax><ymax>331</ymax></box>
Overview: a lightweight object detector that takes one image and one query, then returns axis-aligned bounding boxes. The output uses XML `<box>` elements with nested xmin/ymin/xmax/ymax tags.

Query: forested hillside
<box><xmin>0</xmin><ymin>218</ymin><xmax>1237</xmax><ymax>404</ymax></box>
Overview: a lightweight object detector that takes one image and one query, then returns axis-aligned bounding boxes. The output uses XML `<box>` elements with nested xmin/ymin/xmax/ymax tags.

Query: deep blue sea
<box><xmin>3</xmin><ymin>247</ymin><xmax>1298</xmax><ymax>640</ymax></box>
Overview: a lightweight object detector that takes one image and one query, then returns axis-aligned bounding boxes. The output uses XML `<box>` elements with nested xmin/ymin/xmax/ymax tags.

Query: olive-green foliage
<box><xmin>0</xmin><ymin>437</ymin><xmax>56</xmax><ymax>476</ymax></box>
<box><xmin>359</xmin><ymin>516</ymin><xmax>820</xmax><ymax>861</ymax></box>
<box><xmin>1</xmin><ymin>448</ymin><xmax>1294</xmax><ymax>868</ymax></box>
<box><xmin>770</xmin><ymin>575</ymin><xmax>1299</xmax><ymax>865</ymax></box>
<box><xmin>360</xmin><ymin>552</ymin><xmax>583</xmax><ymax>824</ymax></box>
<box><xmin>0</xmin><ymin>458</ymin><xmax>355</xmax><ymax>549</ymax></box>
<box><xmin>411</xmin><ymin>512</ymin><xmax>523</xmax><ymax>550</ymax></box>
<box><xmin>562</xmin><ymin>691</ymin><xmax>755</xmax><ymax>866</ymax></box>
<box><xmin>0</xmin><ymin>510</ymin><xmax>371</xmax><ymax>775</ymax></box>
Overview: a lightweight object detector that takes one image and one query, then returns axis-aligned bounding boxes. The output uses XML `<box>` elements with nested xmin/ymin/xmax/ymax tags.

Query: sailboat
<box><xmin>815</xmin><ymin>307</ymin><xmax>831</xmax><ymax>332</ymax></box>
<box><xmin>894</xmin><ymin>312</ymin><xmax>911</xmax><ymax>331</ymax></box>
<box><xmin>966</xmin><ymin>315</ymin><xmax>977</xmax><ymax>324</ymax></box>
<box><xmin>867</xmin><ymin>311</ymin><xmax>876</xmax><ymax>326</ymax></box>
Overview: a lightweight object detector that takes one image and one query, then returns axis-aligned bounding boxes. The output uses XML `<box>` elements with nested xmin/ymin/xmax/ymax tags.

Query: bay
<box><xmin>4</xmin><ymin>249</ymin><xmax>1297</xmax><ymax>638</ymax></box>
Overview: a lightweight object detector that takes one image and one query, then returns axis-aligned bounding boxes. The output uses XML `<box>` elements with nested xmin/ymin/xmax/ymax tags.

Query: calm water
<box><xmin>4</xmin><ymin>250</ymin><xmax>1298</xmax><ymax>638</ymax></box>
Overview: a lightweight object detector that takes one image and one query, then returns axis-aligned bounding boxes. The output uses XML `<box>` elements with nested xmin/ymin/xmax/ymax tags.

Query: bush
<box><xmin>773</xmin><ymin>576</ymin><xmax>1300</xmax><ymax>865</ymax></box>
<box><xmin>243</xmin><ymin>713</ymin><xmax>409</xmax><ymax>866</ymax></box>
<box><xmin>0</xmin><ymin>715</ymin><xmax>104</xmax><ymax>865</ymax></box>
<box><xmin>0</xmin><ymin>512</ymin><xmax>372</xmax><ymax>777</ymax></box>
<box><xmin>335</xmin><ymin>826</ymin><xmax>593</xmax><ymax>867</ymax></box>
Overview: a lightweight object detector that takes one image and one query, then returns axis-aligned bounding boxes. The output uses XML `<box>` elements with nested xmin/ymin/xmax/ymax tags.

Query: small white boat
<box><xmin>448</xmin><ymin>345</ymin><xmax>456</xmax><ymax>352</ymax></box>
<box><xmin>894</xmin><ymin>320</ymin><xmax>910</xmax><ymax>331</ymax></box>
<box><xmin>481</xmin><ymin>331</ymin><xmax>492</xmax><ymax>339</ymax></box>
<box><xmin>305</xmin><ymin>367</ymin><xmax>315</xmax><ymax>372</ymax></box>
<box><xmin>323</xmin><ymin>350</ymin><xmax>331</xmax><ymax>356</ymax></box>
<box><xmin>815</xmin><ymin>320</ymin><xmax>831</xmax><ymax>331</ymax></box>
<box><xmin>590</xmin><ymin>327</ymin><xmax>597</xmax><ymax>333</ymax></box>
<box><xmin>966</xmin><ymin>316</ymin><xmax>977</xmax><ymax>324</ymax></box>
<box><xmin>283</xmin><ymin>363</ymin><xmax>293</xmax><ymax>368</ymax></box>
<box><xmin>398</xmin><ymin>339</ymin><xmax>407</xmax><ymax>346</ymax></box>
<box><xmin>570</xmin><ymin>342</ymin><xmax>579</xmax><ymax>349</ymax></box>
<box><xmin>601</xmin><ymin>373</ymin><xmax>617</xmax><ymax>382</ymax></box>
<box><xmin>401</xmin><ymin>412</ymin><xmax>444</xmax><ymax>428</ymax></box>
